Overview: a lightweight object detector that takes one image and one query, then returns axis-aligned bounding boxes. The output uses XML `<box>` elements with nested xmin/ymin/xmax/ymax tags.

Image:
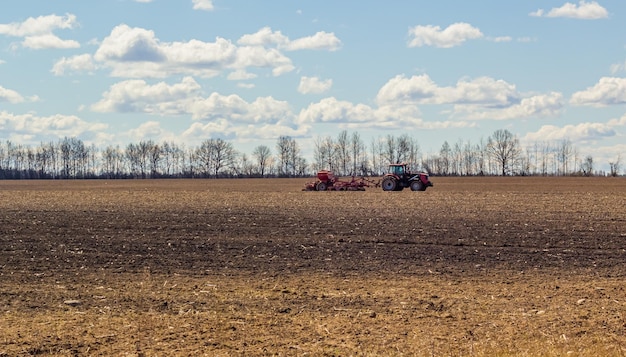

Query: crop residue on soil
<box><xmin>1</xmin><ymin>177</ymin><xmax>625</xmax><ymax>356</ymax></box>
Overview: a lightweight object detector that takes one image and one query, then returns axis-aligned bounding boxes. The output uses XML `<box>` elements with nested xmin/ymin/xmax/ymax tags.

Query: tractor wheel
<box><xmin>316</xmin><ymin>181</ymin><xmax>328</xmax><ymax>191</ymax></box>
<box><xmin>410</xmin><ymin>180</ymin><xmax>424</xmax><ymax>191</ymax></box>
<box><xmin>381</xmin><ymin>177</ymin><xmax>397</xmax><ymax>191</ymax></box>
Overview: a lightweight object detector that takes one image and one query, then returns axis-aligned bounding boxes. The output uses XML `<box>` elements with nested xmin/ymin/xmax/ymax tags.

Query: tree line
<box><xmin>0</xmin><ymin>129</ymin><xmax>622</xmax><ymax>179</ymax></box>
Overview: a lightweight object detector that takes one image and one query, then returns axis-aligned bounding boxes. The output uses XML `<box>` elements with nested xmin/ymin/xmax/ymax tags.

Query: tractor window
<box><xmin>391</xmin><ymin>165</ymin><xmax>404</xmax><ymax>175</ymax></box>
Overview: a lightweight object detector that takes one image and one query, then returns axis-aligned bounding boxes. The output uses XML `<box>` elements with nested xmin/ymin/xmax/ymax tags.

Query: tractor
<box><xmin>381</xmin><ymin>163</ymin><xmax>433</xmax><ymax>191</ymax></box>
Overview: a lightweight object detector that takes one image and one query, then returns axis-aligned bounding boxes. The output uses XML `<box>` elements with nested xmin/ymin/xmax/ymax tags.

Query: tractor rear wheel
<box><xmin>410</xmin><ymin>180</ymin><xmax>424</xmax><ymax>191</ymax></box>
<box><xmin>382</xmin><ymin>177</ymin><xmax>397</xmax><ymax>191</ymax></box>
<box><xmin>316</xmin><ymin>181</ymin><xmax>328</xmax><ymax>191</ymax></box>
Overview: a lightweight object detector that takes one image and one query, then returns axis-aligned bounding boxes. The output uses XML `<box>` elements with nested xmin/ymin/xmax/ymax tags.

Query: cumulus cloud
<box><xmin>0</xmin><ymin>111</ymin><xmax>107</xmax><ymax>142</ymax></box>
<box><xmin>0</xmin><ymin>85</ymin><xmax>25</xmax><ymax>103</ymax></box>
<box><xmin>298</xmin><ymin>76</ymin><xmax>332</xmax><ymax>94</ymax></box>
<box><xmin>609</xmin><ymin>61</ymin><xmax>626</xmax><ymax>74</ymax></box>
<box><xmin>91</xmin><ymin>77</ymin><xmax>202</xmax><ymax>114</ymax></box>
<box><xmin>192</xmin><ymin>0</ymin><xmax>214</xmax><ymax>11</ymax></box>
<box><xmin>377</xmin><ymin>75</ymin><xmax>519</xmax><ymax>106</ymax></box>
<box><xmin>91</xmin><ymin>76</ymin><xmax>295</xmax><ymax>126</ymax></box>
<box><xmin>570</xmin><ymin>77</ymin><xmax>626</xmax><ymax>107</ymax></box>
<box><xmin>61</xmin><ymin>24</ymin><xmax>339</xmax><ymax>79</ymax></box>
<box><xmin>238</xmin><ymin>27</ymin><xmax>289</xmax><ymax>48</ymax></box>
<box><xmin>408</xmin><ymin>23</ymin><xmax>483</xmax><ymax>48</ymax></box>
<box><xmin>127</xmin><ymin>121</ymin><xmax>169</xmax><ymax>142</ymax></box>
<box><xmin>456</xmin><ymin>93</ymin><xmax>565</xmax><ymax>120</ymax></box>
<box><xmin>0</xmin><ymin>13</ymin><xmax>80</xmax><ymax>49</ymax></box>
<box><xmin>227</xmin><ymin>70</ymin><xmax>257</xmax><ymax>81</ymax></box>
<box><xmin>530</xmin><ymin>1</ymin><xmax>608</xmax><ymax>19</ymax></box>
<box><xmin>190</xmin><ymin>94</ymin><xmax>293</xmax><ymax>124</ymax></box>
<box><xmin>376</xmin><ymin>74</ymin><xmax>564</xmax><ymax>120</ymax></box>
<box><xmin>51</xmin><ymin>54</ymin><xmax>96</xmax><ymax>75</ymax></box>
<box><xmin>296</xmin><ymin>97</ymin><xmax>473</xmax><ymax>130</ymax></box>
<box><xmin>522</xmin><ymin>122</ymin><xmax>616</xmax><ymax>143</ymax></box>
<box><xmin>286</xmin><ymin>31</ymin><xmax>341</xmax><ymax>51</ymax></box>
<box><xmin>238</xmin><ymin>27</ymin><xmax>341</xmax><ymax>51</ymax></box>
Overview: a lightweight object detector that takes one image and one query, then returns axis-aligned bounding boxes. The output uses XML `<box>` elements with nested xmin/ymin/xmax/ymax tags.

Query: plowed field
<box><xmin>1</xmin><ymin>177</ymin><xmax>625</xmax><ymax>356</ymax></box>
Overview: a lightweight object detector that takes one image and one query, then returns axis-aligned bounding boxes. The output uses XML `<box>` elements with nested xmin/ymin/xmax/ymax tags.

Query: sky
<box><xmin>1</xmin><ymin>0</ymin><xmax>626</xmax><ymax>170</ymax></box>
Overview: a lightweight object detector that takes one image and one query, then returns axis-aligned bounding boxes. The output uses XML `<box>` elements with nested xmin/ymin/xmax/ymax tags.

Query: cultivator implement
<box><xmin>303</xmin><ymin>170</ymin><xmax>380</xmax><ymax>191</ymax></box>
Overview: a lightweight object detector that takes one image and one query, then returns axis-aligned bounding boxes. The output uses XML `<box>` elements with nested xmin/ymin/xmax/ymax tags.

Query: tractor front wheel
<box><xmin>410</xmin><ymin>180</ymin><xmax>425</xmax><ymax>191</ymax></box>
<box><xmin>382</xmin><ymin>177</ymin><xmax>397</xmax><ymax>191</ymax></box>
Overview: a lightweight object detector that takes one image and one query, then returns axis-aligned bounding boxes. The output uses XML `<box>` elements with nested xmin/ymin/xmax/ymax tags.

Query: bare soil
<box><xmin>1</xmin><ymin>177</ymin><xmax>625</xmax><ymax>356</ymax></box>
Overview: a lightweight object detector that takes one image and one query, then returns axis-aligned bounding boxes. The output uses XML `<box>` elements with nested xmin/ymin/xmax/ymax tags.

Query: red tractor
<box><xmin>381</xmin><ymin>163</ymin><xmax>433</xmax><ymax>191</ymax></box>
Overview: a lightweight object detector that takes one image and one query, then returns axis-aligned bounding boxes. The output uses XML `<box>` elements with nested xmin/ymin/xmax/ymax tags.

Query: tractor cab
<box><xmin>389</xmin><ymin>164</ymin><xmax>406</xmax><ymax>176</ymax></box>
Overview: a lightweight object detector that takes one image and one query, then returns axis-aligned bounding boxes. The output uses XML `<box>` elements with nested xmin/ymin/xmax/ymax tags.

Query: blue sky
<box><xmin>1</xmin><ymin>0</ymin><xmax>625</xmax><ymax>169</ymax></box>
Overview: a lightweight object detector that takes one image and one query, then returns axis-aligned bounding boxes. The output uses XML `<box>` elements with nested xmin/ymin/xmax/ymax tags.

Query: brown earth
<box><xmin>0</xmin><ymin>177</ymin><xmax>625</xmax><ymax>356</ymax></box>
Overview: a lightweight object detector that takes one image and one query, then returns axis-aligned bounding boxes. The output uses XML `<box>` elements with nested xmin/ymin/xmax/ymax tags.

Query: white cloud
<box><xmin>522</xmin><ymin>120</ymin><xmax>625</xmax><ymax>171</ymax></box>
<box><xmin>0</xmin><ymin>111</ymin><xmax>107</xmax><ymax>142</ymax></box>
<box><xmin>238</xmin><ymin>27</ymin><xmax>289</xmax><ymax>48</ymax></box>
<box><xmin>377</xmin><ymin>75</ymin><xmax>518</xmax><ymax>106</ymax></box>
<box><xmin>285</xmin><ymin>31</ymin><xmax>341</xmax><ymax>51</ymax></box>
<box><xmin>530</xmin><ymin>1</ymin><xmax>608</xmax><ymax>19</ymax></box>
<box><xmin>237</xmin><ymin>83</ymin><xmax>255</xmax><ymax>89</ymax></box>
<box><xmin>83</xmin><ymin>24</ymin><xmax>346</xmax><ymax>78</ymax></box>
<box><xmin>0</xmin><ymin>13</ymin><xmax>80</xmax><ymax>49</ymax></box>
<box><xmin>233</xmin><ymin>45</ymin><xmax>294</xmax><ymax>76</ymax></box>
<box><xmin>491</xmin><ymin>36</ymin><xmax>512</xmax><ymax>43</ymax></box>
<box><xmin>377</xmin><ymin>74</ymin><xmax>564</xmax><ymax>121</ymax></box>
<box><xmin>227</xmin><ymin>70</ymin><xmax>257</xmax><ymax>81</ymax></box>
<box><xmin>0</xmin><ymin>85</ymin><xmax>25</xmax><ymax>103</ymax></box>
<box><xmin>181</xmin><ymin>120</ymin><xmax>310</xmax><ymax>142</ymax></box>
<box><xmin>238</xmin><ymin>27</ymin><xmax>341</xmax><ymax>51</ymax></box>
<box><xmin>610</xmin><ymin>61</ymin><xmax>626</xmax><ymax>74</ymax></box>
<box><xmin>297</xmin><ymin>97</ymin><xmax>473</xmax><ymax>130</ymax></box>
<box><xmin>91</xmin><ymin>76</ymin><xmax>295</xmax><ymax>126</ymax></box>
<box><xmin>60</xmin><ymin>25</ymin><xmax>340</xmax><ymax>79</ymax></box>
<box><xmin>22</xmin><ymin>34</ymin><xmax>80</xmax><ymax>49</ymax></box>
<box><xmin>408</xmin><ymin>22</ymin><xmax>483</xmax><ymax>48</ymax></box>
<box><xmin>190</xmin><ymin>94</ymin><xmax>293</xmax><ymax>125</ymax></box>
<box><xmin>52</xmin><ymin>54</ymin><xmax>97</xmax><ymax>76</ymax></box>
<box><xmin>192</xmin><ymin>0</ymin><xmax>214</xmax><ymax>11</ymax></box>
<box><xmin>298</xmin><ymin>76</ymin><xmax>332</xmax><ymax>94</ymax></box>
<box><xmin>91</xmin><ymin>77</ymin><xmax>202</xmax><ymax>114</ymax></box>
<box><xmin>607</xmin><ymin>113</ymin><xmax>626</xmax><ymax>127</ymax></box>
<box><xmin>127</xmin><ymin>121</ymin><xmax>167</xmax><ymax>141</ymax></box>
<box><xmin>456</xmin><ymin>93</ymin><xmax>565</xmax><ymax>120</ymax></box>
<box><xmin>94</xmin><ymin>25</ymin><xmax>166</xmax><ymax>63</ymax></box>
<box><xmin>570</xmin><ymin>77</ymin><xmax>626</xmax><ymax>107</ymax></box>
<box><xmin>522</xmin><ymin>122</ymin><xmax>616</xmax><ymax>143</ymax></box>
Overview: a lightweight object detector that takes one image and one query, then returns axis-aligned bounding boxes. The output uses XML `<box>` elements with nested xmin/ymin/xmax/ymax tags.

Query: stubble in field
<box><xmin>1</xmin><ymin>177</ymin><xmax>625</xmax><ymax>356</ymax></box>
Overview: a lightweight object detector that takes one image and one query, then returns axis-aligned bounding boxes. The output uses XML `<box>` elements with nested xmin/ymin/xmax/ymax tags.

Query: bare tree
<box><xmin>312</xmin><ymin>136</ymin><xmax>336</xmax><ymax>172</ymax></box>
<box><xmin>350</xmin><ymin>131</ymin><xmax>367</xmax><ymax>176</ymax></box>
<box><xmin>384</xmin><ymin>134</ymin><xmax>397</xmax><ymax>164</ymax></box>
<box><xmin>609</xmin><ymin>154</ymin><xmax>622</xmax><ymax>177</ymax></box>
<box><xmin>439</xmin><ymin>141</ymin><xmax>451</xmax><ymax>176</ymax></box>
<box><xmin>252</xmin><ymin>145</ymin><xmax>272</xmax><ymax>177</ymax></box>
<box><xmin>335</xmin><ymin>130</ymin><xmax>351</xmax><ymax>176</ymax></box>
<box><xmin>487</xmin><ymin>129</ymin><xmax>521</xmax><ymax>176</ymax></box>
<box><xmin>581</xmin><ymin>155</ymin><xmax>594</xmax><ymax>176</ymax></box>
<box><xmin>557</xmin><ymin>139</ymin><xmax>573</xmax><ymax>175</ymax></box>
<box><xmin>276</xmin><ymin>136</ymin><xmax>301</xmax><ymax>177</ymax></box>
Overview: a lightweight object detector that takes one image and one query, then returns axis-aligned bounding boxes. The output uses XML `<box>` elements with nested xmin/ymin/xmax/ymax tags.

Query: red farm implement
<box><xmin>303</xmin><ymin>170</ymin><xmax>380</xmax><ymax>191</ymax></box>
